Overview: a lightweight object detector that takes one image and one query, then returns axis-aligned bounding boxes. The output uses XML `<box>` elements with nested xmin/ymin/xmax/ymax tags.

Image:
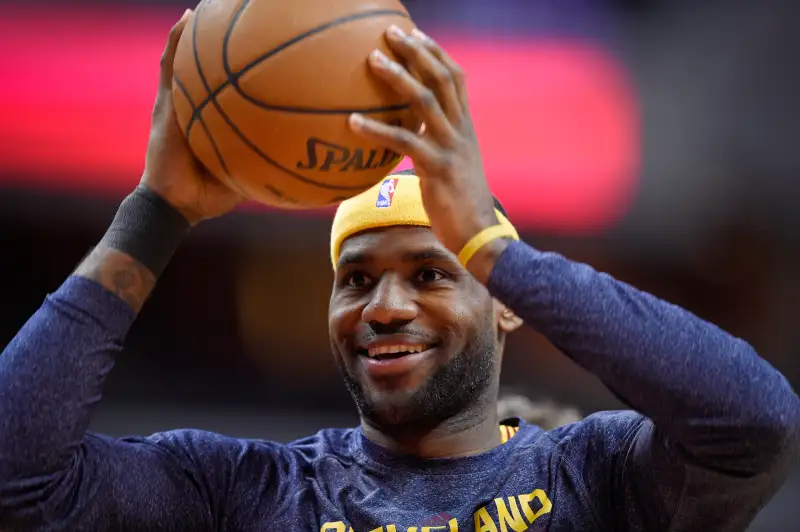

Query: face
<box><xmin>328</xmin><ymin>226</ymin><xmax>503</xmax><ymax>434</ymax></box>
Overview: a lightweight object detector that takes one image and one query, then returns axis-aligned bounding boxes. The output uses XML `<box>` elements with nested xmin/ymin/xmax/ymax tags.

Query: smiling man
<box><xmin>0</xmin><ymin>11</ymin><xmax>799</xmax><ymax>532</ymax></box>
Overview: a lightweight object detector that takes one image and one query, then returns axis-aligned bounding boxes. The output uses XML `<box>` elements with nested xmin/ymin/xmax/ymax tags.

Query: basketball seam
<box><xmin>186</xmin><ymin>0</ymin><xmax>399</xmax><ymax>194</ymax></box>
<box><xmin>222</xmin><ymin>3</ymin><xmax>412</xmax><ymax>113</ymax></box>
<box><xmin>184</xmin><ymin>5</ymin><xmax>412</xmax><ymax>140</ymax></box>
<box><xmin>173</xmin><ymin>76</ymin><xmax>231</xmax><ymax>181</ymax></box>
<box><xmin>188</xmin><ymin>0</ymin><xmax>288</xmax><ymax>201</ymax></box>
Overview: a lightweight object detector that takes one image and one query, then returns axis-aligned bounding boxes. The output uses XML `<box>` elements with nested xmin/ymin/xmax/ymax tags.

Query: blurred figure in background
<box><xmin>497</xmin><ymin>392</ymin><xmax>583</xmax><ymax>430</ymax></box>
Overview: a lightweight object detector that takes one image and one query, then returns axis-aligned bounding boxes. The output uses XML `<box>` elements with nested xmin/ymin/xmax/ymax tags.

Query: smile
<box><xmin>354</xmin><ymin>338</ymin><xmax>439</xmax><ymax>378</ymax></box>
<box><xmin>363</xmin><ymin>344</ymin><xmax>432</xmax><ymax>360</ymax></box>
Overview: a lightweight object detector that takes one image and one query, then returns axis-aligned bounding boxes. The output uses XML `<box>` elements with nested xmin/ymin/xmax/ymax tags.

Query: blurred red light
<box><xmin>0</xmin><ymin>8</ymin><xmax>637</xmax><ymax>233</ymax></box>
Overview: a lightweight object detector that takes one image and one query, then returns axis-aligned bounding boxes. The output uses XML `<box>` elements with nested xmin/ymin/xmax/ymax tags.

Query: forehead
<box><xmin>337</xmin><ymin>226</ymin><xmax>455</xmax><ymax>267</ymax></box>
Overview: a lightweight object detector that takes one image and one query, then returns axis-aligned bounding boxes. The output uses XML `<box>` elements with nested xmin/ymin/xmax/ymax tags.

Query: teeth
<box><xmin>367</xmin><ymin>344</ymin><xmax>429</xmax><ymax>358</ymax></box>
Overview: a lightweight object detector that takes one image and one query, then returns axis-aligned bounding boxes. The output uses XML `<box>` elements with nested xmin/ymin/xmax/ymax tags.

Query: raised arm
<box><xmin>0</xmin><ymin>11</ymin><xmax>247</xmax><ymax>529</ymax></box>
<box><xmin>486</xmin><ymin>240</ymin><xmax>800</xmax><ymax>530</ymax></box>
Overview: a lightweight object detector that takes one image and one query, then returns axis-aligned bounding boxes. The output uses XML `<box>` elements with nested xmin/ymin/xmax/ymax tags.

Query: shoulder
<box><xmin>112</xmin><ymin>426</ymin><xmax>360</xmax><ymax>467</ymax></box>
<box><xmin>92</xmin><ymin>427</ymin><xmax>359</xmax><ymax>495</ymax></box>
<box><xmin>554</xmin><ymin>410</ymin><xmax>646</xmax><ymax>444</ymax></box>
<box><xmin>520</xmin><ymin>412</ymin><xmax>653</xmax><ymax>506</ymax></box>
<box><xmin>283</xmin><ymin>427</ymin><xmax>361</xmax><ymax>466</ymax></box>
<box><xmin>517</xmin><ymin>411</ymin><xmax>649</xmax><ymax>461</ymax></box>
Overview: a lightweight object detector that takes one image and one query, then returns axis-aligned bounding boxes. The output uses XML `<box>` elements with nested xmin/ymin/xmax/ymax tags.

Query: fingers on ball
<box><xmin>381</xmin><ymin>26</ymin><xmax>463</xmax><ymax>129</ymax></box>
<box><xmin>369</xmin><ymin>46</ymin><xmax>452</xmax><ymax>139</ymax></box>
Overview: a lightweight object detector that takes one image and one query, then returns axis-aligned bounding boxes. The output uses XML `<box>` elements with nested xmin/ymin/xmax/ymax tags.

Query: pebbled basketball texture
<box><xmin>171</xmin><ymin>0</ymin><xmax>419</xmax><ymax>209</ymax></box>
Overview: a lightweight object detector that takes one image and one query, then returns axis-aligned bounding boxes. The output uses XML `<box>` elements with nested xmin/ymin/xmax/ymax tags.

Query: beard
<box><xmin>339</xmin><ymin>319</ymin><xmax>498</xmax><ymax>437</ymax></box>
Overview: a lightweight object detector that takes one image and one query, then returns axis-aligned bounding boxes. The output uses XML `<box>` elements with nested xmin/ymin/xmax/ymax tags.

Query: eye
<box><xmin>344</xmin><ymin>271</ymin><xmax>372</xmax><ymax>289</ymax></box>
<box><xmin>415</xmin><ymin>268</ymin><xmax>446</xmax><ymax>284</ymax></box>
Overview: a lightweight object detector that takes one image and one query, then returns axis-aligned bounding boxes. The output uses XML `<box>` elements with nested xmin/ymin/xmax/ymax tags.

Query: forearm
<box><xmin>75</xmin><ymin>246</ymin><xmax>157</xmax><ymax>313</ymax></box>
<box><xmin>487</xmin><ymin>241</ymin><xmax>800</xmax><ymax>471</ymax></box>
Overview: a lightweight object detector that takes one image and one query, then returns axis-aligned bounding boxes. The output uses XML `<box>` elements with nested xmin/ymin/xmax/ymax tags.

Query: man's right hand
<box><xmin>74</xmin><ymin>10</ymin><xmax>243</xmax><ymax>312</ymax></box>
<box><xmin>140</xmin><ymin>9</ymin><xmax>243</xmax><ymax>225</ymax></box>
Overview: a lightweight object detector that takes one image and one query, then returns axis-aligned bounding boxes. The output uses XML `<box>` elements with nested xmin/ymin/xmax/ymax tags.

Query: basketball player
<box><xmin>0</xmin><ymin>11</ymin><xmax>798</xmax><ymax>531</ymax></box>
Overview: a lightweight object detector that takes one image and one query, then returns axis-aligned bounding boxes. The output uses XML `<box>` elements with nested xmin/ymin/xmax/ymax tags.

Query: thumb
<box><xmin>159</xmin><ymin>9</ymin><xmax>192</xmax><ymax>92</ymax></box>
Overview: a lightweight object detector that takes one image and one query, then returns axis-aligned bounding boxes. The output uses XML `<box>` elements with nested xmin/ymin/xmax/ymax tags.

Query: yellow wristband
<box><xmin>457</xmin><ymin>224</ymin><xmax>518</xmax><ymax>268</ymax></box>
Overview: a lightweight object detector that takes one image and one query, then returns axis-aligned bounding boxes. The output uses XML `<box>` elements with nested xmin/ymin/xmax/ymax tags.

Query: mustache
<box><xmin>354</xmin><ymin>325</ymin><xmax>440</xmax><ymax>346</ymax></box>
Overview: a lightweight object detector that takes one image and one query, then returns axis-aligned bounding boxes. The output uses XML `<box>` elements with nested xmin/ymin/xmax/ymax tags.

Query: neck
<box><xmin>360</xmin><ymin>402</ymin><xmax>502</xmax><ymax>459</ymax></box>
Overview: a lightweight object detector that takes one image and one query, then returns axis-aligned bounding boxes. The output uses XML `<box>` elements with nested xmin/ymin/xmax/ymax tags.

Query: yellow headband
<box><xmin>330</xmin><ymin>174</ymin><xmax>518</xmax><ymax>269</ymax></box>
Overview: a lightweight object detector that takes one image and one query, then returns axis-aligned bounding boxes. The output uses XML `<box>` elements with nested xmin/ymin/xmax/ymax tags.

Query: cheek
<box><xmin>429</xmin><ymin>301</ymin><xmax>481</xmax><ymax>343</ymax></box>
<box><xmin>444</xmin><ymin>298</ymin><xmax>495</xmax><ymax>342</ymax></box>
<box><xmin>328</xmin><ymin>300</ymin><xmax>363</xmax><ymax>344</ymax></box>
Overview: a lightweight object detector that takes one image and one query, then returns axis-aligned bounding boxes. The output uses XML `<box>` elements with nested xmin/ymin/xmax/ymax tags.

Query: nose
<box><xmin>361</xmin><ymin>273</ymin><xmax>418</xmax><ymax>326</ymax></box>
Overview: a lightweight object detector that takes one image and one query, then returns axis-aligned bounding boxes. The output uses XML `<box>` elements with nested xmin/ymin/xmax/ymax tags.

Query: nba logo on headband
<box><xmin>376</xmin><ymin>178</ymin><xmax>398</xmax><ymax>208</ymax></box>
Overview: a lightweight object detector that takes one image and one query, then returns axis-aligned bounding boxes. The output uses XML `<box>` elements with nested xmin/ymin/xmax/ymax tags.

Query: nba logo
<box><xmin>376</xmin><ymin>178</ymin><xmax>398</xmax><ymax>208</ymax></box>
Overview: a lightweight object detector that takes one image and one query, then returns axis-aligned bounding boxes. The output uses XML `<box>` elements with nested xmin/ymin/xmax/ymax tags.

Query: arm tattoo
<box><xmin>74</xmin><ymin>246</ymin><xmax>157</xmax><ymax>313</ymax></box>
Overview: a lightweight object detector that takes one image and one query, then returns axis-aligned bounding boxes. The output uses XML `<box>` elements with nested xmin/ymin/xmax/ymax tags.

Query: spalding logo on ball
<box><xmin>171</xmin><ymin>0</ymin><xmax>419</xmax><ymax>209</ymax></box>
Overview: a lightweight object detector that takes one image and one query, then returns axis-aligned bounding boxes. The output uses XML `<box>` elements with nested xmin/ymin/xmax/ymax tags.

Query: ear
<box><xmin>494</xmin><ymin>300</ymin><xmax>523</xmax><ymax>334</ymax></box>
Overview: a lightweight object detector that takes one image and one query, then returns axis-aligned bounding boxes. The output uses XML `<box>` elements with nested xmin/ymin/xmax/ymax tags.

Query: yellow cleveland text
<box><xmin>320</xmin><ymin>489</ymin><xmax>552</xmax><ymax>532</ymax></box>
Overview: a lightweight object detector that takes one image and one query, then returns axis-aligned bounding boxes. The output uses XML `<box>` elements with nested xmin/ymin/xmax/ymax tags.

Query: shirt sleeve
<box><xmin>487</xmin><ymin>240</ymin><xmax>800</xmax><ymax>530</ymax></box>
<box><xmin>0</xmin><ymin>276</ymin><xmax>288</xmax><ymax>530</ymax></box>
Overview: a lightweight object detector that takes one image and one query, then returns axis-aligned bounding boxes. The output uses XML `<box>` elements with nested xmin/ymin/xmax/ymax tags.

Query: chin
<box><xmin>360</xmin><ymin>397</ymin><xmax>427</xmax><ymax>432</ymax></box>
<box><xmin>343</xmin><ymin>373</ymin><xmax>423</xmax><ymax>428</ymax></box>
<box><xmin>361</xmin><ymin>378</ymin><xmax>466</xmax><ymax>433</ymax></box>
<box><xmin>365</xmin><ymin>386</ymin><xmax>419</xmax><ymax>409</ymax></box>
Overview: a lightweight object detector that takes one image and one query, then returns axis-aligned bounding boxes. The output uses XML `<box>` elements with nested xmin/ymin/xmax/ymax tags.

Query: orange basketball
<box><xmin>171</xmin><ymin>0</ymin><xmax>418</xmax><ymax>208</ymax></box>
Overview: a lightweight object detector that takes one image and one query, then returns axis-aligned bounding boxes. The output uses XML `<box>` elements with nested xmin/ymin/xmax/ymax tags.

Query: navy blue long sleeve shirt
<box><xmin>0</xmin><ymin>240</ymin><xmax>798</xmax><ymax>531</ymax></box>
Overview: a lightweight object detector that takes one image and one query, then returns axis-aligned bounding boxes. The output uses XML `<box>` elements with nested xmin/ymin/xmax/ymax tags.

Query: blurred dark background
<box><xmin>1</xmin><ymin>0</ymin><xmax>798</xmax><ymax>529</ymax></box>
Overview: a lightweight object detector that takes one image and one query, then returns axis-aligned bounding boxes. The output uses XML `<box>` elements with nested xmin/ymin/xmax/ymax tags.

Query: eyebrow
<box><xmin>337</xmin><ymin>246</ymin><xmax>456</xmax><ymax>269</ymax></box>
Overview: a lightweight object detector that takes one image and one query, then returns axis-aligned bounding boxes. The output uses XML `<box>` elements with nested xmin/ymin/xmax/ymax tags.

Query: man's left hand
<box><xmin>348</xmin><ymin>26</ymin><xmax>509</xmax><ymax>281</ymax></box>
